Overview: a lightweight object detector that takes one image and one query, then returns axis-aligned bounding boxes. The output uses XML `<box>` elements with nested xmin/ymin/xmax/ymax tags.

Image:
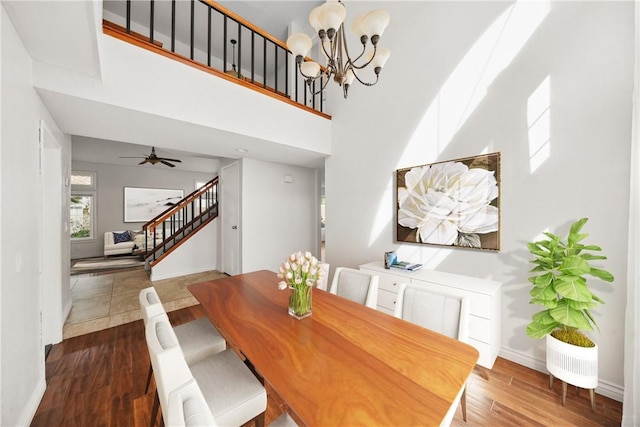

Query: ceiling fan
<box><xmin>120</xmin><ymin>146</ymin><xmax>182</xmax><ymax>168</ymax></box>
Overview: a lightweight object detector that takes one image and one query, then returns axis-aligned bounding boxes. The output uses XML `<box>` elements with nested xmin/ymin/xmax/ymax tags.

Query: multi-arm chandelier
<box><xmin>286</xmin><ymin>1</ymin><xmax>390</xmax><ymax>99</ymax></box>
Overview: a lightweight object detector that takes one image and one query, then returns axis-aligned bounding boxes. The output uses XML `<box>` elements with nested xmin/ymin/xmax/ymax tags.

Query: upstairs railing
<box><xmin>103</xmin><ymin>0</ymin><xmax>330</xmax><ymax>117</ymax></box>
<box><xmin>143</xmin><ymin>177</ymin><xmax>218</xmax><ymax>263</ymax></box>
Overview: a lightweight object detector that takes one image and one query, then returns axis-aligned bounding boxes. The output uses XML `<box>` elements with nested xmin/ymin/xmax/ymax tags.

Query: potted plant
<box><xmin>526</xmin><ymin>218</ymin><xmax>614</xmax><ymax>410</ymax></box>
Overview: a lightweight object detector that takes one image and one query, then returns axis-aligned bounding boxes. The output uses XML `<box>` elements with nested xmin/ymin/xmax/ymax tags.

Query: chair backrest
<box><xmin>393</xmin><ymin>283</ymin><xmax>470</xmax><ymax>342</ymax></box>
<box><xmin>145</xmin><ymin>313</ymin><xmax>192</xmax><ymax>412</ymax></box>
<box><xmin>167</xmin><ymin>378</ymin><xmax>218</xmax><ymax>427</ymax></box>
<box><xmin>329</xmin><ymin>267</ymin><xmax>379</xmax><ymax>309</ymax></box>
<box><xmin>139</xmin><ymin>287</ymin><xmax>165</xmax><ymax>325</ymax></box>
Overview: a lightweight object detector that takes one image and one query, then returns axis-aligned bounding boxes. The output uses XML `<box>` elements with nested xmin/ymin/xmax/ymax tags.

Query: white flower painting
<box><xmin>396</xmin><ymin>153</ymin><xmax>500</xmax><ymax>250</ymax></box>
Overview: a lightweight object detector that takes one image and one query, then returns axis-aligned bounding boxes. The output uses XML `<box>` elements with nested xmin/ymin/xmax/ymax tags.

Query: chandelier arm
<box><xmin>306</xmin><ymin>74</ymin><xmax>331</xmax><ymax>95</ymax></box>
<box><xmin>340</xmin><ymin>28</ymin><xmax>368</xmax><ymax>69</ymax></box>
<box><xmin>350</xmin><ymin>45</ymin><xmax>378</xmax><ymax>71</ymax></box>
<box><xmin>351</xmin><ymin>70</ymin><xmax>380</xmax><ymax>87</ymax></box>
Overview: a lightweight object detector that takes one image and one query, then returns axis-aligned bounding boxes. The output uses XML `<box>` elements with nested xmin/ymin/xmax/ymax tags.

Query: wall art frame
<box><xmin>396</xmin><ymin>152</ymin><xmax>501</xmax><ymax>251</ymax></box>
<box><xmin>124</xmin><ymin>187</ymin><xmax>184</xmax><ymax>223</ymax></box>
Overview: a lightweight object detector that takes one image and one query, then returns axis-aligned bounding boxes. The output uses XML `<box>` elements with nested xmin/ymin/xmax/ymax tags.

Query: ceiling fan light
<box><xmin>362</xmin><ymin>10</ymin><xmax>390</xmax><ymax>38</ymax></box>
<box><xmin>317</xmin><ymin>2</ymin><xmax>346</xmax><ymax>32</ymax></box>
<box><xmin>300</xmin><ymin>61</ymin><xmax>321</xmax><ymax>78</ymax></box>
<box><xmin>287</xmin><ymin>33</ymin><xmax>312</xmax><ymax>59</ymax></box>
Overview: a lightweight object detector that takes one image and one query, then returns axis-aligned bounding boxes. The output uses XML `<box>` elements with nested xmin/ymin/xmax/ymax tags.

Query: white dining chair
<box><xmin>139</xmin><ymin>287</ymin><xmax>226</xmax><ymax>393</ymax></box>
<box><xmin>145</xmin><ymin>313</ymin><xmax>267</xmax><ymax>427</ymax></box>
<box><xmin>329</xmin><ymin>267</ymin><xmax>379</xmax><ymax>308</ymax></box>
<box><xmin>166</xmin><ymin>378</ymin><xmax>218</xmax><ymax>426</ymax></box>
<box><xmin>393</xmin><ymin>283</ymin><xmax>471</xmax><ymax>425</ymax></box>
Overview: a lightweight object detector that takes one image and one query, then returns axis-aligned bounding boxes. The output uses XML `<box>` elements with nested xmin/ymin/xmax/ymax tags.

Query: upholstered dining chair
<box><xmin>138</xmin><ymin>287</ymin><xmax>226</xmax><ymax>393</ymax></box>
<box><xmin>167</xmin><ymin>378</ymin><xmax>218</xmax><ymax>426</ymax></box>
<box><xmin>393</xmin><ymin>284</ymin><xmax>471</xmax><ymax>425</ymax></box>
<box><xmin>145</xmin><ymin>313</ymin><xmax>267</xmax><ymax>427</ymax></box>
<box><xmin>329</xmin><ymin>267</ymin><xmax>379</xmax><ymax>309</ymax></box>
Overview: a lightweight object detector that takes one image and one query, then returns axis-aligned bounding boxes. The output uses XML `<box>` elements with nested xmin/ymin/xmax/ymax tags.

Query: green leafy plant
<box><xmin>526</xmin><ymin>218</ymin><xmax>614</xmax><ymax>344</ymax></box>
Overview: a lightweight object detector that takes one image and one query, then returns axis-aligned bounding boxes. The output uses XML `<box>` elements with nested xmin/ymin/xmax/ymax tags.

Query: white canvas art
<box><xmin>124</xmin><ymin>187</ymin><xmax>184</xmax><ymax>222</ymax></box>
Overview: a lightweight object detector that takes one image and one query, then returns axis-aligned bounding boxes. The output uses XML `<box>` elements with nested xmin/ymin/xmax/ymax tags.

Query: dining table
<box><xmin>188</xmin><ymin>270</ymin><xmax>479</xmax><ymax>426</ymax></box>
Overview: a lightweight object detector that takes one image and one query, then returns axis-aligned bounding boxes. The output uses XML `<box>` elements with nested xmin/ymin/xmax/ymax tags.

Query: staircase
<box><xmin>142</xmin><ymin>177</ymin><xmax>218</xmax><ymax>266</ymax></box>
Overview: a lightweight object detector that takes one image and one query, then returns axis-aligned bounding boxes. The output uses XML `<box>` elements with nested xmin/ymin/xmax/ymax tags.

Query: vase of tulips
<box><xmin>277</xmin><ymin>251</ymin><xmax>324</xmax><ymax>319</ymax></box>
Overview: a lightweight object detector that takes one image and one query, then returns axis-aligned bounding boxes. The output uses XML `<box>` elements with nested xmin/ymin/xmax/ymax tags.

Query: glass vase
<box><xmin>288</xmin><ymin>285</ymin><xmax>312</xmax><ymax>319</ymax></box>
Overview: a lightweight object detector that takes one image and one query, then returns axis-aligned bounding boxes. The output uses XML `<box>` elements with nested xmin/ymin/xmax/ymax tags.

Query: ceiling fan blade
<box><xmin>120</xmin><ymin>156</ymin><xmax>146</xmax><ymax>159</ymax></box>
<box><xmin>138</xmin><ymin>159</ymin><xmax>149</xmax><ymax>165</ymax></box>
<box><xmin>159</xmin><ymin>158</ymin><xmax>182</xmax><ymax>163</ymax></box>
<box><xmin>160</xmin><ymin>160</ymin><xmax>176</xmax><ymax>168</ymax></box>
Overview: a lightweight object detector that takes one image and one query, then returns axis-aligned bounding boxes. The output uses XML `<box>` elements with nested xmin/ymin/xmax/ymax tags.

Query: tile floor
<box><xmin>65</xmin><ymin>267</ymin><xmax>227</xmax><ymax>338</ymax></box>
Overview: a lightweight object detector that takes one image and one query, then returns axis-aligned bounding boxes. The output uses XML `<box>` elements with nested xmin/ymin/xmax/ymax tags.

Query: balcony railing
<box><xmin>102</xmin><ymin>0</ymin><xmax>330</xmax><ymax>116</ymax></box>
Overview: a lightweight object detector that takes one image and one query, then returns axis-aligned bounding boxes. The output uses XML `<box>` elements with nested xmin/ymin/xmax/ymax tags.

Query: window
<box><xmin>70</xmin><ymin>194</ymin><xmax>94</xmax><ymax>239</ymax></box>
<box><xmin>70</xmin><ymin>171</ymin><xmax>96</xmax><ymax>240</ymax></box>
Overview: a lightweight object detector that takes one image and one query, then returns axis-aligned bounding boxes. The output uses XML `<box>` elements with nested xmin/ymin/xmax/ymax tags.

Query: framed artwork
<box><xmin>396</xmin><ymin>152</ymin><xmax>501</xmax><ymax>251</ymax></box>
<box><xmin>124</xmin><ymin>187</ymin><xmax>184</xmax><ymax>223</ymax></box>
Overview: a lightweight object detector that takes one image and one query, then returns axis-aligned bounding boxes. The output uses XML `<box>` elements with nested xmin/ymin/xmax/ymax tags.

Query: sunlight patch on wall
<box><xmin>399</xmin><ymin>0</ymin><xmax>550</xmax><ymax>169</ymax></box>
<box><xmin>368</xmin><ymin>179</ymin><xmax>394</xmax><ymax>247</ymax></box>
<box><xmin>527</xmin><ymin>75</ymin><xmax>551</xmax><ymax>173</ymax></box>
<box><xmin>370</xmin><ymin>1</ymin><xmax>550</xmax><ymax>259</ymax></box>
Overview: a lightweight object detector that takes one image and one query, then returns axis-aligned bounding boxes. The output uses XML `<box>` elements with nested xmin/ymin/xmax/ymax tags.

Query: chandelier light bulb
<box><xmin>286</xmin><ymin>33</ymin><xmax>312</xmax><ymax>59</ymax></box>
<box><xmin>351</xmin><ymin>14</ymin><xmax>367</xmax><ymax>38</ymax></box>
<box><xmin>369</xmin><ymin>47</ymin><xmax>391</xmax><ymax>70</ymax></box>
<box><xmin>309</xmin><ymin>6</ymin><xmax>323</xmax><ymax>33</ymax></box>
<box><xmin>300</xmin><ymin>61</ymin><xmax>321</xmax><ymax>79</ymax></box>
<box><xmin>317</xmin><ymin>2</ymin><xmax>346</xmax><ymax>33</ymax></box>
<box><xmin>362</xmin><ymin>10</ymin><xmax>390</xmax><ymax>39</ymax></box>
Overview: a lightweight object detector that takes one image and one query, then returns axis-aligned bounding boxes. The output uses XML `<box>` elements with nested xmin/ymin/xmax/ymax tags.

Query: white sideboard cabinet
<box><xmin>359</xmin><ymin>261</ymin><xmax>502</xmax><ymax>369</ymax></box>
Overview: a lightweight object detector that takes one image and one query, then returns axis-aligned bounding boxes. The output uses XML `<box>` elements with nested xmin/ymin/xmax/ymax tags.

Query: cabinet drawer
<box><xmin>469</xmin><ymin>315</ymin><xmax>491</xmax><ymax>344</ymax></box>
<box><xmin>469</xmin><ymin>338</ymin><xmax>495</xmax><ymax>369</ymax></box>
<box><xmin>377</xmin><ymin>289</ymin><xmax>398</xmax><ymax>311</ymax></box>
<box><xmin>376</xmin><ymin>305</ymin><xmax>394</xmax><ymax>316</ymax></box>
<box><xmin>411</xmin><ymin>279</ymin><xmax>491</xmax><ymax>319</ymax></box>
<box><xmin>364</xmin><ymin>269</ymin><xmax>403</xmax><ymax>293</ymax></box>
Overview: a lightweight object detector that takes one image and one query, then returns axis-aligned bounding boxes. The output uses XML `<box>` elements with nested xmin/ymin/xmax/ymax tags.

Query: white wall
<box><xmin>1</xmin><ymin>6</ymin><xmax>72</xmax><ymax>425</ymax></box>
<box><xmin>325</xmin><ymin>1</ymin><xmax>633</xmax><ymax>401</ymax></box>
<box><xmin>241</xmin><ymin>158</ymin><xmax>321</xmax><ymax>273</ymax></box>
<box><xmin>150</xmin><ymin>218</ymin><xmax>218</xmax><ymax>281</ymax></box>
<box><xmin>71</xmin><ymin>159</ymin><xmax>217</xmax><ymax>258</ymax></box>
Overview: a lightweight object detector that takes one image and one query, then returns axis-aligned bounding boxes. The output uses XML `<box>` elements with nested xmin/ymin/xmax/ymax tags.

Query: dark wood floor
<box><xmin>31</xmin><ymin>305</ymin><xmax>622</xmax><ymax>427</ymax></box>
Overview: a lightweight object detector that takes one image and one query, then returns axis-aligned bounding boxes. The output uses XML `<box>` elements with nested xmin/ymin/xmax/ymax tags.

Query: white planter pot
<box><xmin>546</xmin><ymin>334</ymin><xmax>598</xmax><ymax>389</ymax></box>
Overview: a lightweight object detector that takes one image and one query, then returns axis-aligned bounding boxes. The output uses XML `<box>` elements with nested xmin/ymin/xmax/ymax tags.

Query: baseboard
<box><xmin>499</xmin><ymin>347</ymin><xmax>624</xmax><ymax>402</ymax></box>
<box><xmin>19</xmin><ymin>377</ymin><xmax>46</xmax><ymax>426</ymax></box>
<box><xmin>150</xmin><ymin>264</ymin><xmax>216</xmax><ymax>282</ymax></box>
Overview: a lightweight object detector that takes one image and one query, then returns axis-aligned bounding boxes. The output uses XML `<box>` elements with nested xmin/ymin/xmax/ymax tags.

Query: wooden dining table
<box><xmin>188</xmin><ymin>270</ymin><xmax>479</xmax><ymax>426</ymax></box>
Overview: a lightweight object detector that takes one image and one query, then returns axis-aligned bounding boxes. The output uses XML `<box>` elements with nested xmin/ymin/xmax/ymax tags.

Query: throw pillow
<box><xmin>113</xmin><ymin>230</ymin><xmax>131</xmax><ymax>244</ymax></box>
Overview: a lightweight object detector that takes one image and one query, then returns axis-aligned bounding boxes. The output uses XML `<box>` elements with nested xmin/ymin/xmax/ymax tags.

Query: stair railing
<box><xmin>142</xmin><ymin>177</ymin><xmax>218</xmax><ymax>261</ymax></box>
<box><xmin>102</xmin><ymin>0</ymin><xmax>330</xmax><ymax>116</ymax></box>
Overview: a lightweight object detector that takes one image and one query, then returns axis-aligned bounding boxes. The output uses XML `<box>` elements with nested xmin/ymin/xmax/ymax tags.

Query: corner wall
<box><xmin>1</xmin><ymin>6</ymin><xmax>72</xmax><ymax>424</ymax></box>
<box><xmin>324</xmin><ymin>1</ymin><xmax>633</xmax><ymax>400</ymax></box>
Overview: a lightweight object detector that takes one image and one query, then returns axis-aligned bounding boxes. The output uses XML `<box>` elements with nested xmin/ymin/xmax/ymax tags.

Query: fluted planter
<box><xmin>546</xmin><ymin>334</ymin><xmax>598</xmax><ymax>410</ymax></box>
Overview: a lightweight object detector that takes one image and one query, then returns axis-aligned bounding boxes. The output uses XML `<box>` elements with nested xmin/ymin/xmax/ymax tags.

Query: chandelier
<box><xmin>286</xmin><ymin>1</ymin><xmax>390</xmax><ymax>99</ymax></box>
